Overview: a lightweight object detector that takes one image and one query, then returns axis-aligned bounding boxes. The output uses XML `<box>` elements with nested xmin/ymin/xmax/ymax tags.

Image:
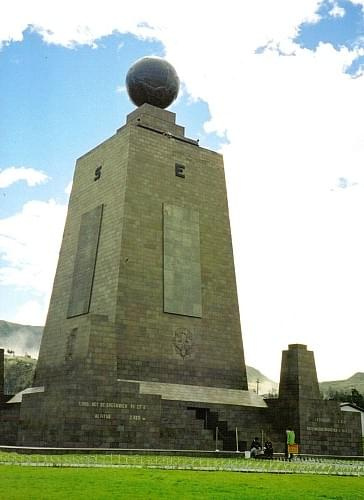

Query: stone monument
<box><xmin>5</xmin><ymin>56</ymin><xmax>256</xmax><ymax>449</ymax></box>
<box><xmin>0</xmin><ymin>58</ymin><xmax>362</xmax><ymax>455</ymax></box>
<box><xmin>267</xmin><ymin>344</ymin><xmax>362</xmax><ymax>455</ymax></box>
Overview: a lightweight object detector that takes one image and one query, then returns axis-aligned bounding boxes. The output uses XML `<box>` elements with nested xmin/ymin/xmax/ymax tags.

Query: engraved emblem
<box><xmin>174</xmin><ymin>328</ymin><xmax>192</xmax><ymax>359</ymax></box>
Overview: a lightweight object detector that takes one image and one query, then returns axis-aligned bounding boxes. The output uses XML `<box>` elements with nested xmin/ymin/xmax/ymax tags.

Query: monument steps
<box><xmin>191</xmin><ymin>407</ymin><xmax>246</xmax><ymax>452</ymax></box>
<box><xmin>159</xmin><ymin>404</ymin><xmax>222</xmax><ymax>450</ymax></box>
<box><xmin>159</xmin><ymin>401</ymin><xmax>249</xmax><ymax>452</ymax></box>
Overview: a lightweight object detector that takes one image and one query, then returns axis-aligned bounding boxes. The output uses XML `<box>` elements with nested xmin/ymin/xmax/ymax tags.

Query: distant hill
<box><xmin>0</xmin><ymin>320</ymin><xmax>43</xmax><ymax>358</ymax></box>
<box><xmin>246</xmin><ymin>366</ymin><xmax>279</xmax><ymax>396</ymax></box>
<box><xmin>4</xmin><ymin>355</ymin><xmax>37</xmax><ymax>395</ymax></box>
<box><xmin>246</xmin><ymin>368</ymin><xmax>364</xmax><ymax>398</ymax></box>
<box><xmin>319</xmin><ymin>373</ymin><xmax>364</xmax><ymax>397</ymax></box>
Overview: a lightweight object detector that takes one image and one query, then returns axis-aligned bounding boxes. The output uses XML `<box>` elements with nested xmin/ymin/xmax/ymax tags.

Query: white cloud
<box><xmin>1</xmin><ymin>1</ymin><xmax>323</xmax><ymax>50</ymax></box>
<box><xmin>13</xmin><ymin>299</ymin><xmax>48</xmax><ymax>328</ymax></box>
<box><xmin>65</xmin><ymin>179</ymin><xmax>73</xmax><ymax>195</ymax></box>
<box><xmin>0</xmin><ymin>199</ymin><xmax>67</xmax><ymax>323</ymax></box>
<box><xmin>331</xmin><ymin>177</ymin><xmax>359</xmax><ymax>190</ymax></box>
<box><xmin>116</xmin><ymin>85</ymin><xmax>126</xmax><ymax>94</ymax></box>
<box><xmin>1</xmin><ymin>1</ymin><xmax>364</xmax><ymax>380</ymax></box>
<box><xmin>0</xmin><ymin>166</ymin><xmax>49</xmax><ymax>188</ymax></box>
<box><xmin>329</xmin><ymin>2</ymin><xmax>346</xmax><ymax>17</ymax></box>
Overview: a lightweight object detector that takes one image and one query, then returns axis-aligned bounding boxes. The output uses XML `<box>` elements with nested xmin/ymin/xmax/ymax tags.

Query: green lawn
<box><xmin>1</xmin><ymin>466</ymin><xmax>363</xmax><ymax>499</ymax></box>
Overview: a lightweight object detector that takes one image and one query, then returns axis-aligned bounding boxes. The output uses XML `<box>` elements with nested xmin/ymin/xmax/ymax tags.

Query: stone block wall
<box><xmin>18</xmin><ymin>381</ymin><xmax>162</xmax><ymax>448</ymax></box>
<box><xmin>0</xmin><ymin>403</ymin><xmax>20</xmax><ymax>445</ymax></box>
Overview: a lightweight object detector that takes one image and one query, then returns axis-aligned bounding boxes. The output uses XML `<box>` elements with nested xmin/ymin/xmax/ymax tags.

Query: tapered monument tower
<box><xmin>34</xmin><ymin>57</ymin><xmax>248</xmax><ymax>391</ymax></box>
<box><xmin>12</xmin><ymin>57</ymin><xmax>266</xmax><ymax>449</ymax></box>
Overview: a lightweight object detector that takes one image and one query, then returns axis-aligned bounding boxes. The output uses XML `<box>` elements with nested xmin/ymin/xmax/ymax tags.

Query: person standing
<box><xmin>285</xmin><ymin>429</ymin><xmax>295</xmax><ymax>459</ymax></box>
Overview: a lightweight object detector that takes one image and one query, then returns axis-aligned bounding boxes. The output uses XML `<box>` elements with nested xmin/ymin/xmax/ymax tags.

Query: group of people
<box><xmin>250</xmin><ymin>437</ymin><xmax>274</xmax><ymax>459</ymax></box>
<box><xmin>250</xmin><ymin>429</ymin><xmax>297</xmax><ymax>459</ymax></box>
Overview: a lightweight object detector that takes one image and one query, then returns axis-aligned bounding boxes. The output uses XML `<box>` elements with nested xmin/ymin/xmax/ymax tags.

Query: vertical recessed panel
<box><xmin>67</xmin><ymin>205</ymin><xmax>103</xmax><ymax>318</ymax></box>
<box><xmin>163</xmin><ymin>204</ymin><xmax>202</xmax><ymax>317</ymax></box>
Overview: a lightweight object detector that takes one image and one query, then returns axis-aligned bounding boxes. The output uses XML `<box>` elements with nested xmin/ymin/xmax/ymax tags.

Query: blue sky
<box><xmin>297</xmin><ymin>0</ymin><xmax>362</xmax><ymax>48</ymax></box>
<box><xmin>1</xmin><ymin>1</ymin><xmax>364</xmax><ymax>381</ymax></box>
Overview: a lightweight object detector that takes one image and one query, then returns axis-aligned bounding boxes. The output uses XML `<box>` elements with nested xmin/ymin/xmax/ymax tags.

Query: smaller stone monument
<box><xmin>266</xmin><ymin>344</ymin><xmax>362</xmax><ymax>455</ymax></box>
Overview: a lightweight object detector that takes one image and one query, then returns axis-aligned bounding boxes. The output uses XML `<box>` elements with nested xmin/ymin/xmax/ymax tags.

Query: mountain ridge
<box><xmin>0</xmin><ymin>320</ymin><xmax>42</xmax><ymax>359</ymax></box>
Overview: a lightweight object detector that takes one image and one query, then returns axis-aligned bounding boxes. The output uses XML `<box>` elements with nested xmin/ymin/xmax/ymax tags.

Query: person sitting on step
<box><xmin>250</xmin><ymin>437</ymin><xmax>262</xmax><ymax>458</ymax></box>
<box><xmin>264</xmin><ymin>439</ymin><xmax>274</xmax><ymax>459</ymax></box>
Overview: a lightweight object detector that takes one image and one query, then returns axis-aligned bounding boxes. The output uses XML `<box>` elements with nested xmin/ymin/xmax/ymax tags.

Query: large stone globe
<box><xmin>126</xmin><ymin>57</ymin><xmax>180</xmax><ymax>109</ymax></box>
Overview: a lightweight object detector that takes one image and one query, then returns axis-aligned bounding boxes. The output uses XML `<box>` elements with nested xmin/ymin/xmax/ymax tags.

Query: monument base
<box><xmin>4</xmin><ymin>380</ymin><xmax>268</xmax><ymax>450</ymax></box>
<box><xmin>0</xmin><ymin>345</ymin><xmax>362</xmax><ymax>455</ymax></box>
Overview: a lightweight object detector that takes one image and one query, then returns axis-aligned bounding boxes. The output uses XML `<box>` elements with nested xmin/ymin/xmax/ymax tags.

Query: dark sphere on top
<box><xmin>126</xmin><ymin>57</ymin><xmax>180</xmax><ymax>109</ymax></box>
